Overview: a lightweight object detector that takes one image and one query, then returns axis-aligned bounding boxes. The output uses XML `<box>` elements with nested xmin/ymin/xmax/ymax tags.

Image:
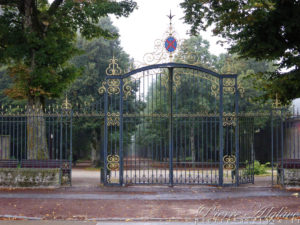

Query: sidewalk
<box><xmin>0</xmin><ymin>222</ymin><xmax>299</xmax><ymax>225</ymax></box>
<box><xmin>0</xmin><ymin>185</ymin><xmax>299</xmax><ymax>221</ymax></box>
<box><xmin>0</xmin><ymin>170</ymin><xmax>299</xmax><ymax>222</ymax></box>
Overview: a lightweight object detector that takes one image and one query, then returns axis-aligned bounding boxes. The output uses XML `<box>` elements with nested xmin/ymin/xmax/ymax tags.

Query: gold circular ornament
<box><xmin>223</xmin><ymin>155</ymin><xmax>236</xmax><ymax>171</ymax></box>
<box><xmin>107</xmin><ymin>154</ymin><xmax>120</xmax><ymax>171</ymax></box>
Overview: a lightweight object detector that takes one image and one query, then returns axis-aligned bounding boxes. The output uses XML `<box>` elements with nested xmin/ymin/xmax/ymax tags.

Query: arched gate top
<box><xmin>106</xmin><ymin>62</ymin><xmax>238</xmax><ymax>79</ymax></box>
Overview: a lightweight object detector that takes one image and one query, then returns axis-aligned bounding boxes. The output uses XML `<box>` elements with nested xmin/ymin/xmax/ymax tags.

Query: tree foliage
<box><xmin>180</xmin><ymin>0</ymin><xmax>300</xmax><ymax>102</ymax></box>
<box><xmin>65</xmin><ymin>18</ymin><xmax>143</xmax><ymax>163</ymax></box>
<box><xmin>68</xmin><ymin>17</ymin><xmax>130</xmax><ymax>108</ymax></box>
<box><xmin>135</xmin><ymin>35</ymin><xmax>276</xmax><ymax>162</ymax></box>
<box><xmin>0</xmin><ymin>0</ymin><xmax>137</xmax><ymax>105</ymax></box>
<box><xmin>67</xmin><ymin>17</ymin><xmax>130</xmax><ymax>161</ymax></box>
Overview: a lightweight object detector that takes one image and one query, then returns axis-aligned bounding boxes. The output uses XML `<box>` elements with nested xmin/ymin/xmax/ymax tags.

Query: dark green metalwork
<box><xmin>3</xmin><ymin>63</ymin><xmax>300</xmax><ymax>188</ymax></box>
<box><xmin>103</xmin><ymin>62</ymin><xmax>244</xmax><ymax>186</ymax></box>
<box><xmin>0</xmin><ymin>107</ymin><xmax>73</xmax><ymax>186</ymax></box>
<box><xmin>235</xmin><ymin>77</ymin><xmax>239</xmax><ymax>186</ymax></box>
<box><xmin>0</xmin><ymin>59</ymin><xmax>254</xmax><ymax>187</ymax></box>
<box><xmin>168</xmin><ymin>67</ymin><xmax>174</xmax><ymax>186</ymax></box>
<box><xmin>219</xmin><ymin>77</ymin><xmax>224</xmax><ymax>186</ymax></box>
<box><xmin>119</xmin><ymin>78</ymin><xmax>124</xmax><ymax>185</ymax></box>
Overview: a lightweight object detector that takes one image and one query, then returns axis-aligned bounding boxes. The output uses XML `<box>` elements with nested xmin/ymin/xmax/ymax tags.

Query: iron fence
<box><xmin>0</xmin><ymin>107</ymin><xmax>72</xmax><ymax>185</ymax></box>
<box><xmin>0</xmin><ymin>78</ymin><xmax>300</xmax><ymax>188</ymax></box>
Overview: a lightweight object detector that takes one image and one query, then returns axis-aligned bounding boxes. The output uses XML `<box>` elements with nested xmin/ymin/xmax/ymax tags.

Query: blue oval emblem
<box><xmin>165</xmin><ymin>36</ymin><xmax>177</xmax><ymax>53</ymax></box>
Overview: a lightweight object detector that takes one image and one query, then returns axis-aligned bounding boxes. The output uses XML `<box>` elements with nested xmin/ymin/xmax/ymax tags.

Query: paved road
<box><xmin>0</xmin><ymin>185</ymin><xmax>295</xmax><ymax>201</ymax></box>
<box><xmin>0</xmin><ymin>188</ymin><xmax>293</xmax><ymax>200</ymax></box>
<box><xmin>1</xmin><ymin>172</ymin><xmax>299</xmax><ymax>223</ymax></box>
<box><xmin>0</xmin><ymin>186</ymin><xmax>299</xmax><ymax>221</ymax></box>
<box><xmin>0</xmin><ymin>221</ymin><xmax>299</xmax><ymax>225</ymax></box>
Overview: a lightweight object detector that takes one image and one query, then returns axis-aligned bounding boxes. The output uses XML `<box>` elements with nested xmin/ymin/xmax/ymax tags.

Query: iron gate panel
<box><xmin>122</xmin><ymin>69</ymin><xmax>170</xmax><ymax>184</ymax></box>
<box><xmin>103</xmin><ymin>62</ymin><xmax>249</xmax><ymax>186</ymax></box>
<box><xmin>238</xmin><ymin>116</ymin><xmax>255</xmax><ymax>184</ymax></box>
<box><xmin>172</xmin><ymin>68</ymin><xmax>220</xmax><ymax>185</ymax></box>
<box><xmin>104</xmin><ymin>81</ymin><xmax>122</xmax><ymax>185</ymax></box>
<box><xmin>221</xmin><ymin>76</ymin><xmax>239</xmax><ymax>185</ymax></box>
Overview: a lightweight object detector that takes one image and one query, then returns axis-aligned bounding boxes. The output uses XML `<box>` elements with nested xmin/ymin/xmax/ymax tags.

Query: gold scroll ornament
<box><xmin>223</xmin><ymin>112</ymin><xmax>236</xmax><ymax>127</ymax></box>
<box><xmin>223</xmin><ymin>155</ymin><xmax>236</xmax><ymax>170</ymax></box>
<box><xmin>107</xmin><ymin>112</ymin><xmax>120</xmax><ymax>127</ymax></box>
<box><xmin>107</xmin><ymin>154</ymin><xmax>120</xmax><ymax>171</ymax></box>
<box><xmin>98</xmin><ymin>56</ymin><xmax>132</xmax><ymax>99</ymax></box>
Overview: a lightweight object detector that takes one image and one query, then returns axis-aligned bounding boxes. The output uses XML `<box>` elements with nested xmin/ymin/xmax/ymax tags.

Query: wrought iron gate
<box><xmin>101</xmin><ymin>60</ymin><xmax>252</xmax><ymax>186</ymax></box>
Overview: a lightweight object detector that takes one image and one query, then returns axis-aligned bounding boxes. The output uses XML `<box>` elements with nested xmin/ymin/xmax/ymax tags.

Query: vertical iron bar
<box><xmin>235</xmin><ymin>77</ymin><xmax>239</xmax><ymax>186</ymax></box>
<box><xmin>119</xmin><ymin>78</ymin><xmax>124</xmax><ymax>186</ymax></box>
<box><xmin>103</xmin><ymin>79</ymin><xmax>108</xmax><ymax>185</ymax></box>
<box><xmin>271</xmin><ymin>109</ymin><xmax>274</xmax><ymax>186</ymax></box>
<box><xmin>219</xmin><ymin>77</ymin><xmax>224</xmax><ymax>186</ymax></box>
<box><xmin>69</xmin><ymin>110</ymin><xmax>73</xmax><ymax>186</ymax></box>
<box><xmin>12</xmin><ymin>114</ymin><xmax>15</xmax><ymax>160</ymax></box>
<box><xmin>281</xmin><ymin>109</ymin><xmax>284</xmax><ymax>186</ymax></box>
<box><xmin>56</xmin><ymin>114</ymin><xmax>59</xmax><ymax>159</ymax></box>
<box><xmin>168</xmin><ymin>67</ymin><xmax>174</xmax><ymax>186</ymax></box>
<box><xmin>25</xmin><ymin>113</ymin><xmax>27</xmax><ymax>162</ymax></box>
<box><xmin>16</xmin><ymin>115</ymin><xmax>18</xmax><ymax>162</ymax></box>
<box><xmin>20</xmin><ymin>115</ymin><xmax>23</xmax><ymax>165</ymax></box>
<box><xmin>210</xmin><ymin>118</ymin><xmax>212</xmax><ymax>183</ymax></box>
<box><xmin>59</xmin><ymin>112</ymin><xmax>63</xmax><ymax>186</ymax></box>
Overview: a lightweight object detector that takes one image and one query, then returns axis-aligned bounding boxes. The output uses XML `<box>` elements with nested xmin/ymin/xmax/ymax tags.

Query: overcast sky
<box><xmin>111</xmin><ymin>1</ymin><xmax>300</xmax><ymax>106</ymax></box>
<box><xmin>48</xmin><ymin>0</ymin><xmax>300</xmax><ymax>104</ymax></box>
<box><xmin>111</xmin><ymin>0</ymin><xmax>228</xmax><ymax>62</ymax></box>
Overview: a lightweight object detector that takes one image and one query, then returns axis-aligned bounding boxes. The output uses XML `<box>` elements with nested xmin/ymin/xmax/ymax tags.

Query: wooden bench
<box><xmin>0</xmin><ymin>160</ymin><xmax>18</xmax><ymax>168</ymax></box>
<box><xmin>21</xmin><ymin>160</ymin><xmax>71</xmax><ymax>178</ymax></box>
<box><xmin>21</xmin><ymin>159</ymin><xmax>69</xmax><ymax>168</ymax></box>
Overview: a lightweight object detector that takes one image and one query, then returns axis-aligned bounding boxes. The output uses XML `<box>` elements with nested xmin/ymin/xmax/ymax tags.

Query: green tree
<box><xmin>67</xmin><ymin>17</ymin><xmax>130</xmax><ymax>165</ymax></box>
<box><xmin>137</xmin><ymin>35</ymin><xmax>275</xmax><ymax>165</ymax></box>
<box><xmin>180</xmin><ymin>0</ymin><xmax>300</xmax><ymax>103</ymax></box>
<box><xmin>0</xmin><ymin>67</ymin><xmax>12</xmax><ymax>105</ymax></box>
<box><xmin>218</xmin><ymin>54</ymin><xmax>275</xmax><ymax>112</ymax></box>
<box><xmin>177</xmin><ymin>36</ymin><xmax>218</xmax><ymax>70</ymax></box>
<box><xmin>66</xmin><ymin>17</ymin><xmax>142</xmax><ymax>166</ymax></box>
<box><xmin>0</xmin><ymin>0</ymin><xmax>136</xmax><ymax>105</ymax></box>
<box><xmin>0</xmin><ymin>0</ymin><xmax>136</xmax><ymax>159</ymax></box>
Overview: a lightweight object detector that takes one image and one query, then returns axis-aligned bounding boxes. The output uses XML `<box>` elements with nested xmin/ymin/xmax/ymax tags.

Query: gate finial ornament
<box><xmin>62</xmin><ymin>95</ymin><xmax>72</xmax><ymax>110</ymax></box>
<box><xmin>167</xmin><ymin>10</ymin><xmax>175</xmax><ymax>30</ymax></box>
<box><xmin>272</xmin><ymin>93</ymin><xmax>282</xmax><ymax>109</ymax></box>
<box><xmin>106</xmin><ymin>56</ymin><xmax>122</xmax><ymax>76</ymax></box>
<box><xmin>139</xmin><ymin>10</ymin><xmax>180</xmax><ymax>66</ymax></box>
<box><xmin>165</xmin><ymin>10</ymin><xmax>177</xmax><ymax>61</ymax></box>
<box><xmin>222</xmin><ymin>56</ymin><xmax>237</xmax><ymax>74</ymax></box>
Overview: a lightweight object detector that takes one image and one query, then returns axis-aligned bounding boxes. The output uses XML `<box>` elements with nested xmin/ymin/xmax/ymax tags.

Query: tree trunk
<box><xmin>24</xmin><ymin>0</ymin><xmax>34</xmax><ymax>30</ymax></box>
<box><xmin>27</xmin><ymin>97</ymin><xmax>49</xmax><ymax>159</ymax></box>
<box><xmin>23</xmin><ymin>0</ymin><xmax>49</xmax><ymax>160</ymax></box>
<box><xmin>91</xmin><ymin>129</ymin><xmax>101</xmax><ymax>167</ymax></box>
<box><xmin>190</xmin><ymin>126</ymin><xmax>195</xmax><ymax>168</ymax></box>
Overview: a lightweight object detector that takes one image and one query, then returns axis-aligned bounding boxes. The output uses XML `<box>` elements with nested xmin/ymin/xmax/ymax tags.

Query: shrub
<box><xmin>246</xmin><ymin>160</ymin><xmax>270</xmax><ymax>175</ymax></box>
